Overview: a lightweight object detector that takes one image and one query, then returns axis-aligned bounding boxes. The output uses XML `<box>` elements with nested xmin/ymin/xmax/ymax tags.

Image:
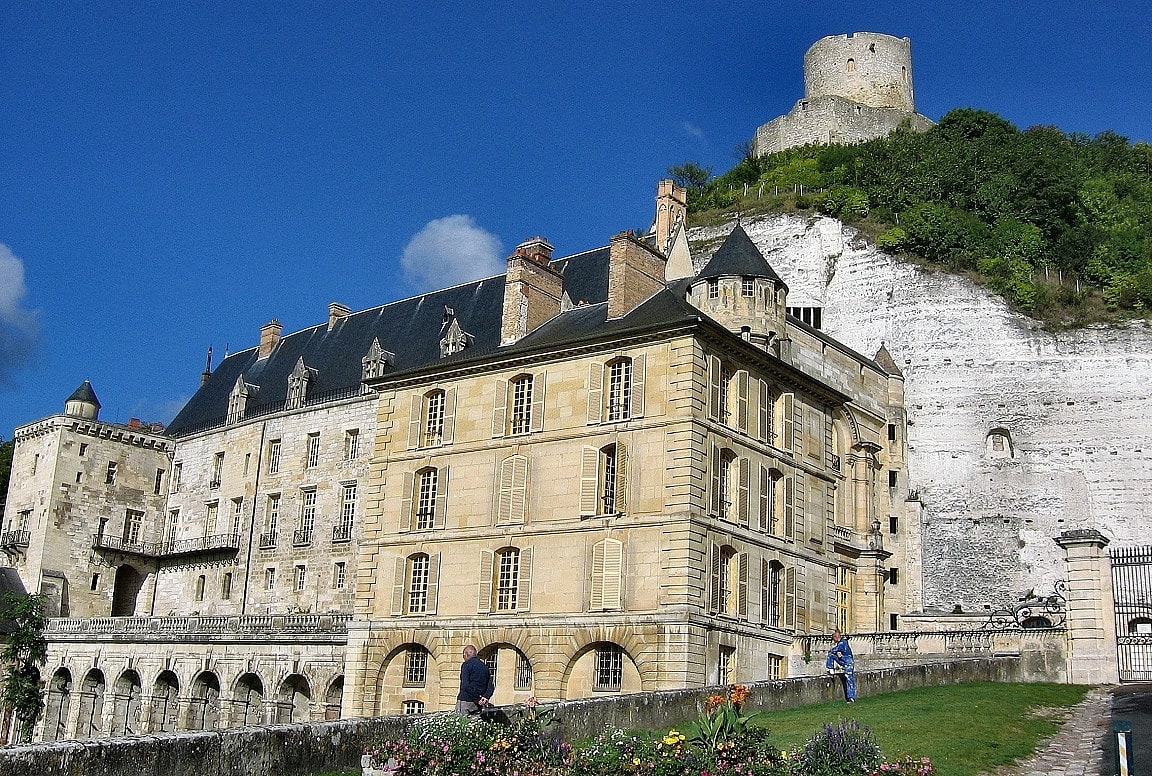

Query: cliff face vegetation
<box><xmin>672</xmin><ymin>109</ymin><xmax>1152</xmax><ymax>325</ymax></box>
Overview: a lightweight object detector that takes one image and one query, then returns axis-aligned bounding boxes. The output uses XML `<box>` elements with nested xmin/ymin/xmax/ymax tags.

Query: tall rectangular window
<box><xmin>719</xmin><ymin>645</ymin><xmax>736</xmax><ymax>684</ymax></box>
<box><xmin>407</xmin><ymin>554</ymin><xmax>430</xmax><ymax>613</ymax></box>
<box><xmin>171</xmin><ymin>462</ymin><xmax>182</xmax><ymax>493</ymax></box>
<box><xmin>515</xmin><ymin>653</ymin><xmax>533</xmax><ymax>690</ymax></box>
<box><xmin>405</xmin><ymin>649</ymin><xmax>428</xmax><ymax>686</ymax></box>
<box><xmin>266</xmin><ymin>495</ymin><xmax>280</xmax><ymax>538</ymax></box>
<box><xmin>165</xmin><ymin>509</ymin><xmax>180</xmax><ymax>546</ymax></box>
<box><xmin>334</xmin><ymin>482</ymin><xmax>356</xmax><ymax>541</ymax></box>
<box><xmin>415</xmin><ymin>469</ymin><xmax>437</xmax><ymax>530</ymax></box>
<box><xmin>601</xmin><ymin>445</ymin><xmax>618</xmax><ymax>515</ymax></box>
<box><xmin>268</xmin><ymin>440</ymin><xmax>282</xmax><ymax>474</ymax></box>
<box><xmin>297</xmin><ymin>490</ymin><xmax>316</xmax><ymax>544</ymax></box>
<box><xmin>306</xmin><ymin>433</ymin><xmax>320</xmax><ymax>469</ymax></box>
<box><xmin>221</xmin><ymin>572</ymin><xmax>233</xmax><ymax>600</ymax></box>
<box><xmin>344</xmin><ymin>429</ymin><xmax>360</xmax><ymax>460</ymax></box>
<box><xmin>231</xmin><ymin>498</ymin><xmax>244</xmax><ymax>535</ymax></box>
<box><xmin>154</xmin><ymin>468</ymin><xmax>165</xmax><ymax>495</ymax></box>
<box><xmin>295</xmin><ymin>565</ymin><xmax>306</xmax><ymax>591</ymax></box>
<box><xmin>334</xmin><ymin>562</ymin><xmax>347</xmax><ymax>590</ymax></box>
<box><xmin>105</xmin><ymin>461</ymin><xmax>118</xmax><ymax>485</ymax></box>
<box><xmin>593</xmin><ymin>645</ymin><xmax>623</xmax><ymax>691</ymax></box>
<box><xmin>423</xmin><ymin>391</ymin><xmax>445</xmax><ymax>446</ymax></box>
<box><xmin>495</xmin><ymin>549</ymin><xmax>520</xmax><ymax>611</ymax></box>
<box><xmin>206</xmin><ymin>502</ymin><xmax>218</xmax><ymax>535</ymax></box>
<box><xmin>766</xmin><ymin>654</ymin><xmax>782</xmax><ymax>680</ymax></box>
<box><xmin>509</xmin><ymin>376</ymin><xmax>533</xmax><ymax>435</ymax></box>
<box><xmin>123</xmin><ymin>509</ymin><xmax>143</xmax><ymax>545</ymax></box>
<box><xmin>606</xmin><ymin>359</ymin><xmax>632</xmax><ymax>421</ymax></box>
<box><xmin>265</xmin><ymin>567</ymin><xmax>276</xmax><ymax>590</ymax></box>
<box><xmin>210</xmin><ymin>452</ymin><xmax>224</xmax><ymax>488</ymax></box>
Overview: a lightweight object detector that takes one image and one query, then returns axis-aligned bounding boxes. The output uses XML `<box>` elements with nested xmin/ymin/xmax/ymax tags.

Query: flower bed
<box><xmin>364</xmin><ymin>687</ymin><xmax>934</xmax><ymax>776</ymax></box>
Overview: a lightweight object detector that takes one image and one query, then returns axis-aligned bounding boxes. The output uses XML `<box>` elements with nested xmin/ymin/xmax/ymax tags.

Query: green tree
<box><xmin>0</xmin><ymin>439</ymin><xmax>13</xmax><ymax>515</ymax></box>
<box><xmin>666</xmin><ymin>161</ymin><xmax>713</xmax><ymax>190</ymax></box>
<box><xmin>1</xmin><ymin>592</ymin><xmax>48</xmax><ymax>743</ymax></box>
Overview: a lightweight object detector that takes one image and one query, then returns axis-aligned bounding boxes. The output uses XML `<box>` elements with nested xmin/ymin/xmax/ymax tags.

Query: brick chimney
<box><xmin>258</xmin><ymin>319</ymin><xmax>283</xmax><ymax>358</ymax></box>
<box><xmin>500</xmin><ymin>237</ymin><xmax>563</xmax><ymax>345</ymax></box>
<box><xmin>654</xmin><ymin>179</ymin><xmax>687</xmax><ymax>255</ymax></box>
<box><xmin>607</xmin><ymin>231</ymin><xmax>667</xmax><ymax>320</ymax></box>
<box><xmin>328</xmin><ymin>302</ymin><xmax>351</xmax><ymax>331</ymax></box>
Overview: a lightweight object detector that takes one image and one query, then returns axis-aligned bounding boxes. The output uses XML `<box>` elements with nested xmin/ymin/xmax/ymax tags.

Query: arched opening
<box><xmin>477</xmin><ymin>643</ymin><xmax>534</xmax><ymax>705</ymax></box>
<box><xmin>562</xmin><ymin>641</ymin><xmax>642</xmax><ymax>700</ymax></box>
<box><xmin>1128</xmin><ymin>617</ymin><xmax>1152</xmax><ymax>635</ymax></box>
<box><xmin>1020</xmin><ymin>616</ymin><xmax>1054</xmax><ymax>629</ymax></box>
<box><xmin>111</xmin><ymin>564</ymin><xmax>146</xmax><ymax>616</ymax></box>
<box><xmin>44</xmin><ymin>668</ymin><xmax>72</xmax><ymax>741</ymax></box>
<box><xmin>109</xmin><ymin>670</ymin><xmax>142</xmax><ymax>735</ymax></box>
<box><xmin>324</xmin><ymin>676</ymin><xmax>344</xmax><ymax>720</ymax></box>
<box><xmin>375</xmin><ymin>642</ymin><xmax>440</xmax><ymax>715</ymax></box>
<box><xmin>846</xmin><ymin>58</ymin><xmax>856</xmax><ymax>73</ymax></box>
<box><xmin>149</xmin><ymin>671</ymin><xmax>179</xmax><ymax>732</ymax></box>
<box><xmin>186</xmin><ymin>671</ymin><xmax>221</xmax><ymax>731</ymax></box>
<box><xmin>76</xmin><ymin>668</ymin><xmax>106</xmax><ymax>738</ymax></box>
<box><xmin>986</xmin><ymin>428</ymin><xmax>1014</xmax><ymax>459</ymax></box>
<box><xmin>232</xmin><ymin>673</ymin><xmax>265</xmax><ymax>727</ymax></box>
<box><xmin>276</xmin><ymin>674</ymin><xmax>311</xmax><ymax>723</ymax></box>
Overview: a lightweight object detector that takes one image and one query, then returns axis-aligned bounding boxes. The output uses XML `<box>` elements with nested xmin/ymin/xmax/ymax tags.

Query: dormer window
<box><xmin>361</xmin><ymin>338</ymin><xmax>394</xmax><ymax>383</ymax></box>
<box><xmin>440</xmin><ymin>307</ymin><xmax>473</xmax><ymax>357</ymax></box>
<box><xmin>286</xmin><ymin>358</ymin><xmax>315</xmax><ymax>410</ymax></box>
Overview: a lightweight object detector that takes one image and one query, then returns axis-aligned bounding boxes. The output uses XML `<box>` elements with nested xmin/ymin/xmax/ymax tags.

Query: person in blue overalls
<box><xmin>825</xmin><ymin>630</ymin><xmax>857</xmax><ymax>702</ymax></box>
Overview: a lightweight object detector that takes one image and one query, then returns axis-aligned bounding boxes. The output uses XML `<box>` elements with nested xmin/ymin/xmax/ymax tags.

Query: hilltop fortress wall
<box><xmin>692</xmin><ymin>214</ymin><xmax>1152</xmax><ymax>615</ymax></box>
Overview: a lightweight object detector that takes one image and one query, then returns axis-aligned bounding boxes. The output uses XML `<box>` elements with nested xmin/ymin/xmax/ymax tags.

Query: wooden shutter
<box><xmin>518</xmin><ymin>547</ymin><xmax>532</xmax><ymax>611</ymax></box>
<box><xmin>784</xmin><ymin>566</ymin><xmax>796</xmax><ymax>627</ymax></box>
<box><xmin>590</xmin><ymin>540</ymin><xmax>605</xmax><ymax>610</ymax></box>
<box><xmin>783</xmin><ymin>476</ymin><xmax>794</xmax><ymax>539</ymax></box>
<box><xmin>792</xmin><ymin>397</ymin><xmax>804</xmax><ymax>455</ymax></box>
<box><xmin>709</xmin><ymin>542</ymin><xmax>722</xmax><ymax>613</ymax></box>
<box><xmin>587</xmin><ymin>362</ymin><xmax>604</xmax><ymax>424</ymax></box>
<box><xmin>497</xmin><ymin>457</ymin><xmax>514</xmax><ymax>524</ymax></box>
<box><xmin>407</xmin><ymin>395</ymin><xmax>423</xmax><ymax>449</ymax></box>
<box><xmin>529</xmin><ymin>372</ymin><xmax>545</xmax><ymax>433</ymax></box>
<box><xmin>399</xmin><ymin>471</ymin><xmax>414</xmax><ymax>532</ymax></box>
<box><xmin>736</xmin><ymin>370</ymin><xmax>749</xmax><ymax>433</ymax></box>
<box><xmin>579</xmin><ymin>447</ymin><xmax>599</xmax><ymax>516</ymax></box>
<box><xmin>477</xmin><ymin>550</ymin><xmax>494</xmax><ymax>613</ymax></box>
<box><xmin>709</xmin><ymin>443</ymin><xmax>721</xmax><ymax>516</ymax></box>
<box><xmin>780</xmin><ymin>393</ymin><xmax>794</xmax><ymax>451</ymax></box>
<box><xmin>738</xmin><ymin>552</ymin><xmax>748</xmax><ymax>619</ymax></box>
<box><xmin>758</xmin><ymin>380</ymin><xmax>771</xmax><ymax>443</ymax></box>
<box><xmin>758</xmin><ymin>465</ymin><xmax>769</xmax><ymax>531</ymax></box>
<box><xmin>426</xmin><ymin>553</ymin><xmax>440</xmax><ymax>615</ymax></box>
<box><xmin>796</xmin><ymin>565</ymin><xmax>808</xmax><ymax>629</ymax></box>
<box><xmin>708</xmin><ymin>355</ymin><xmax>722</xmax><ymax>421</ymax></box>
<box><xmin>592</xmin><ymin>538</ymin><xmax>623</xmax><ymax>610</ymax></box>
<box><xmin>630</xmin><ymin>355</ymin><xmax>646</xmax><ymax>418</ymax></box>
<box><xmin>492</xmin><ymin>379</ymin><xmax>508</xmax><ymax>438</ymax></box>
<box><xmin>510</xmin><ymin>456</ymin><xmax>527</xmax><ymax>524</ymax></box>
<box><xmin>442</xmin><ymin>388</ymin><xmax>456</xmax><ymax>444</ymax></box>
<box><xmin>737</xmin><ymin>457</ymin><xmax>750</xmax><ymax>526</ymax></box>
<box><xmin>792</xmin><ymin>477</ymin><xmax>805</xmax><ymax>540</ymax></box>
<box><xmin>615</xmin><ymin>442</ymin><xmax>628</xmax><ymax>516</ymax></box>
<box><xmin>810</xmin><ymin>480</ymin><xmax>825</xmax><ymax>544</ymax></box>
<box><xmin>391</xmin><ymin>556</ymin><xmax>407</xmax><ymax>615</ymax></box>
<box><xmin>434</xmin><ymin>467</ymin><xmax>448</xmax><ymax>529</ymax></box>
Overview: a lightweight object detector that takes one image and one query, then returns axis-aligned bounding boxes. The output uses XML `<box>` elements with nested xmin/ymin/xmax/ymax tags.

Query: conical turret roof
<box><xmin>695</xmin><ymin>224</ymin><xmax>787</xmax><ymax>288</ymax></box>
<box><xmin>873</xmin><ymin>343</ymin><xmax>904</xmax><ymax>377</ymax></box>
<box><xmin>66</xmin><ymin>380</ymin><xmax>101</xmax><ymax>408</ymax></box>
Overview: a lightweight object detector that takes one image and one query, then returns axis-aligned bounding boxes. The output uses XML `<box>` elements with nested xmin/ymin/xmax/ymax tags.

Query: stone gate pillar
<box><xmin>1054</xmin><ymin>529</ymin><xmax>1118</xmax><ymax>684</ymax></box>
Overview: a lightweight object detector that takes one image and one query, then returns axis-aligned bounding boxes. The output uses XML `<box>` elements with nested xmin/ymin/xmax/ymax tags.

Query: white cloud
<box><xmin>683</xmin><ymin>121</ymin><xmax>706</xmax><ymax>142</ymax></box>
<box><xmin>401</xmin><ymin>215</ymin><xmax>504</xmax><ymax>292</ymax></box>
<box><xmin>0</xmin><ymin>244</ymin><xmax>38</xmax><ymax>383</ymax></box>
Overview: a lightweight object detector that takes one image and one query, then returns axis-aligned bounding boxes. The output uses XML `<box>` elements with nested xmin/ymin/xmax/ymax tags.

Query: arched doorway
<box><xmin>43</xmin><ymin>668</ymin><xmax>72</xmax><ymax>742</ymax></box>
<box><xmin>111</xmin><ymin>565</ymin><xmax>146</xmax><ymax>616</ymax></box>
<box><xmin>275</xmin><ymin>674</ymin><xmax>311</xmax><ymax>723</ymax></box>
<box><xmin>232</xmin><ymin>673</ymin><xmax>265</xmax><ymax>727</ymax></box>
<box><xmin>76</xmin><ymin>669</ymin><xmax>106</xmax><ymax>738</ymax></box>
<box><xmin>149</xmin><ymin>671</ymin><xmax>179</xmax><ymax>732</ymax></box>
<box><xmin>109</xmin><ymin>670</ymin><xmax>142</xmax><ymax>735</ymax></box>
<box><xmin>324</xmin><ymin>676</ymin><xmax>344</xmax><ymax>720</ymax></box>
<box><xmin>186</xmin><ymin>672</ymin><xmax>221</xmax><ymax>730</ymax></box>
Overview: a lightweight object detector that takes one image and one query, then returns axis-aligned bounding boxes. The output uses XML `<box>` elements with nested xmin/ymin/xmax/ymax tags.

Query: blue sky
<box><xmin>1</xmin><ymin>1</ymin><xmax>1149</xmax><ymax>437</ymax></box>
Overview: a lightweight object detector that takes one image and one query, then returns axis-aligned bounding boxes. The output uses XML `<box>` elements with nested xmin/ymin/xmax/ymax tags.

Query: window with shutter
<box><xmin>497</xmin><ymin>455</ymin><xmax>529</xmax><ymax>525</ymax></box>
<box><xmin>587</xmin><ymin>361</ymin><xmax>604</xmax><ymax>424</ymax></box>
<box><xmin>784</xmin><ymin>566</ymin><xmax>796</xmax><ymax>627</ymax></box>
<box><xmin>758</xmin><ymin>380</ymin><xmax>772</xmax><ymax>443</ymax></box>
<box><xmin>777</xmin><ymin>393</ymin><xmax>795</xmax><ymax>451</ymax></box>
<box><xmin>590</xmin><ymin>538</ymin><xmax>623</xmax><ymax>610</ymax></box>
<box><xmin>579</xmin><ymin>447</ymin><xmax>599</xmax><ymax>516</ymax></box>
<box><xmin>478</xmin><ymin>550</ymin><xmax>494</xmax><ymax>613</ymax></box>
<box><xmin>737</xmin><ymin>457</ymin><xmax>750</xmax><ymax>526</ymax></box>
<box><xmin>735</xmin><ymin>370</ymin><xmax>749</xmax><ymax>432</ymax></box>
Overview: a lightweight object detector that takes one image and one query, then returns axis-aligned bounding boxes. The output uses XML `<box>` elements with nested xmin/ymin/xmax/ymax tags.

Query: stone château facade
<box><xmin>754</xmin><ymin>32</ymin><xmax>934</xmax><ymax>156</ymax></box>
<box><xmin>1</xmin><ymin>183</ymin><xmax>908</xmax><ymax>740</ymax></box>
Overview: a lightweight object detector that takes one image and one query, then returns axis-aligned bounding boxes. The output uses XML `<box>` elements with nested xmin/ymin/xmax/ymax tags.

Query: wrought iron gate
<box><xmin>1111</xmin><ymin>546</ymin><xmax>1152</xmax><ymax>682</ymax></box>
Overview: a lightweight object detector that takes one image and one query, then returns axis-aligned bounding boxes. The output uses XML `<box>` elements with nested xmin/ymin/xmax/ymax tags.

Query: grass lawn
<box><xmin>752</xmin><ymin>681</ymin><xmax>1091</xmax><ymax>776</ymax></box>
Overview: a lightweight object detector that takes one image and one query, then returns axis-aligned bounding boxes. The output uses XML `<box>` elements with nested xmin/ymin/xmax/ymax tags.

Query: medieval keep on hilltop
<box><xmin>754</xmin><ymin>32</ymin><xmax>934</xmax><ymax>156</ymax></box>
<box><xmin>0</xmin><ymin>181</ymin><xmax>910</xmax><ymax>739</ymax></box>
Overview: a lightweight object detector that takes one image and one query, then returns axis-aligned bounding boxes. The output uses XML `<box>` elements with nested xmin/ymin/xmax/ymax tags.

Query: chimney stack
<box><xmin>607</xmin><ymin>231</ymin><xmax>667</xmax><ymax>320</ymax></box>
<box><xmin>654</xmin><ymin>179</ymin><xmax>688</xmax><ymax>255</ymax></box>
<box><xmin>328</xmin><ymin>302</ymin><xmax>351</xmax><ymax>331</ymax></box>
<box><xmin>500</xmin><ymin>237</ymin><xmax>563</xmax><ymax>345</ymax></box>
<box><xmin>258</xmin><ymin>319</ymin><xmax>283</xmax><ymax>358</ymax></box>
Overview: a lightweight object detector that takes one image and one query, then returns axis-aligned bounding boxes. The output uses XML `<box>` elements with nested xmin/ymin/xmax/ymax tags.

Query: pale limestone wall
<box><xmin>755</xmin><ymin>97</ymin><xmax>933</xmax><ymax>156</ymax></box>
<box><xmin>159</xmin><ymin>395</ymin><xmax>375</xmax><ymax>616</ymax></box>
<box><xmin>694</xmin><ymin>214</ymin><xmax>1152</xmax><ymax>615</ymax></box>
<box><xmin>804</xmin><ymin>33</ymin><xmax>916</xmax><ymax>111</ymax></box>
<box><xmin>2</xmin><ymin>416</ymin><xmax>172</xmax><ymax>617</ymax></box>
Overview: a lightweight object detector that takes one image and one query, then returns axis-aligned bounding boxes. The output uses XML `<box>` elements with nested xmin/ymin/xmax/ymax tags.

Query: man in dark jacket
<box><xmin>455</xmin><ymin>644</ymin><xmax>494</xmax><ymax>715</ymax></box>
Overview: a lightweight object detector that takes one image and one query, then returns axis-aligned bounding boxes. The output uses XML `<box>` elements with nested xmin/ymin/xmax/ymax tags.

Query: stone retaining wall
<box><xmin>0</xmin><ymin>657</ymin><xmax>1028</xmax><ymax>776</ymax></box>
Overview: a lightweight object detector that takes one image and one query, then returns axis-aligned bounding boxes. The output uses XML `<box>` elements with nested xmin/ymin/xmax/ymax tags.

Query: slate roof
<box><xmin>66</xmin><ymin>380</ymin><xmax>101</xmax><ymax>408</ymax></box>
<box><xmin>694</xmin><ymin>224</ymin><xmax>787</xmax><ymax>288</ymax></box>
<box><xmin>167</xmin><ymin>246</ymin><xmax>615</xmax><ymax>436</ymax></box>
<box><xmin>872</xmin><ymin>343</ymin><xmax>904</xmax><ymax>377</ymax></box>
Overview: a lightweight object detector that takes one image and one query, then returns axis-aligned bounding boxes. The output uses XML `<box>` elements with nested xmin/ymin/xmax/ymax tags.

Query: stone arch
<box><xmin>43</xmin><ymin>667</ymin><xmax>72</xmax><ymax>742</ymax></box>
<box><xmin>149</xmin><ymin>670</ymin><xmax>180</xmax><ymax>732</ymax></box>
<box><xmin>109</xmin><ymin>669</ymin><xmax>143</xmax><ymax>735</ymax></box>
<box><xmin>477</xmin><ymin>642</ymin><xmax>535</xmax><ymax>704</ymax></box>
<box><xmin>231</xmin><ymin>672</ymin><xmax>265</xmax><ymax>727</ymax></box>
<box><xmin>186</xmin><ymin>671</ymin><xmax>221</xmax><ymax>731</ymax></box>
<box><xmin>552</xmin><ymin>625</ymin><xmax>657</xmax><ymax>696</ymax></box>
<box><xmin>374</xmin><ymin>641</ymin><xmax>441</xmax><ymax>716</ymax></box>
<box><xmin>560</xmin><ymin>640</ymin><xmax>643</xmax><ymax>700</ymax></box>
<box><xmin>275</xmin><ymin>673</ymin><xmax>312</xmax><ymax>723</ymax></box>
<box><xmin>986</xmin><ymin>427</ymin><xmax>1014</xmax><ymax>459</ymax></box>
<box><xmin>76</xmin><ymin>668</ymin><xmax>106</xmax><ymax>739</ymax></box>
<box><xmin>111</xmin><ymin>564</ymin><xmax>146</xmax><ymax>616</ymax></box>
<box><xmin>324</xmin><ymin>675</ymin><xmax>344</xmax><ymax>720</ymax></box>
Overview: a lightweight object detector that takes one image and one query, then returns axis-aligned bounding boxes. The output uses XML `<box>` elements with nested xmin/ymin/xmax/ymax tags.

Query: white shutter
<box><xmin>530</xmin><ymin>372</ymin><xmax>545</xmax><ymax>433</ymax></box>
<box><xmin>442</xmin><ymin>387</ymin><xmax>456</xmax><ymax>444</ymax></box>
<box><xmin>602</xmin><ymin>539</ymin><xmax>622</xmax><ymax>610</ymax></box>
<box><xmin>615</xmin><ymin>441</ymin><xmax>628</xmax><ymax>516</ymax></box>
<box><xmin>497</xmin><ymin>458</ymin><xmax>514</xmax><ymax>525</ymax></box>
<box><xmin>630</xmin><ymin>355</ymin><xmax>646</xmax><ymax>418</ymax></box>
<box><xmin>708</xmin><ymin>355</ymin><xmax>722</xmax><ymax>421</ymax></box>
<box><xmin>399</xmin><ymin>471</ymin><xmax>414</xmax><ymax>532</ymax></box>
<box><xmin>758</xmin><ymin>465</ymin><xmax>769</xmax><ymax>532</ymax></box>
<box><xmin>492</xmin><ymin>379</ymin><xmax>508</xmax><ymax>437</ymax></box>
<box><xmin>709</xmin><ymin>443</ymin><xmax>721</xmax><ymax>516</ymax></box>
<box><xmin>737</xmin><ymin>457</ymin><xmax>750</xmax><ymax>526</ymax></box>
<box><xmin>590</xmin><ymin>540</ymin><xmax>605</xmax><ymax>610</ymax></box>
<box><xmin>792</xmin><ymin>397</ymin><xmax>803</xmax><ymax>454</ymax></box>
<box><xmin>758</xmin><ymin>380</ymin><xmax>771</xmax><ymax>443</ymax></box>
<box><xmin>792</xmin><ymin>477</ymin><xmax>805</xmax><ymax>540</ymax></box>
<box><xmin>510</xmin><ymin>456</ymin><xmax>528</xmax><ymax>524</ymax></box>
<box><xmin>519</xmin><ymin>547</ymin><xmax>532</xmax><ymax>611</ymax></box>
<box><xmin>783</xmin><ymin>476</ymin><xmax>794</xmax><ymax>539</ymax></box>
<box><xmin>478</xmin><ymin>550</ymin><xmax>494</xmax><ymax>614</ymax></box>
<box><xmin>780</xmin><ymin>393</ymin><xmax>795</xmax><ymax>451</ymax></box>
<box><xmin>426</xmin><ymin>553</ymin><xmax>440</xmax><ymax>614</ymax></box>
<box><xmin>407</xmin><ymin>395</ymin><xmax>422</xmax><ymax>449</ymax></box>
<box><xmin>784</xmin><ymin>566</ymin><xmax>796</xmax><ymax>627</ymax></box>
<box><xmin>736</xmin><ymin>370</ymin><xmax>749</xmax><ymax>433</ymax></box>
<box><xmin>434</xmin><ymin>467</ymin><xmax>448</xmax><ymax>530</ymax></box>
<box><xmin>738</xmin><ymin>552</ymin><xmax>748</xmax><ymax>620</ymax></box>
<box><xmin>579</xmin><ymin>447</ymin><xmax>599</xmax><ymax>516</ymax></box>
<box><xmin>391</xmin><ymin>556</ymin><xmax>406</xmax><ymax>615</ymax></box>
<box><xmin>587</xmin><ymin>362</ymin><xmax>604</xmax><ymax>424</ymax></box>
<box><xmin>709</xmin><ymin>542</ymin><xmax>721</xmax><ymax>614</ymax></box>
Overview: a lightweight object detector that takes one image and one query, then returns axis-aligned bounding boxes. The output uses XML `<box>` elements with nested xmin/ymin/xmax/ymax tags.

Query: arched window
<box><xmin>846</xmin><ymin>58</ymin><xmax>856</xmax><ymax>73</ymax></box>
<box><xmin>606</xmin><ymin>358</ymin><xmax>633</xmax><ymax>421</ymax></box>
<box><xmin>987</xmin><ymin>428</ymin><xmax>1014</xmax><ymax>459</ymax></box>
<box><xmin>588</xmin><ymin>356</ymin><xmax>645</xmax><ymax>424</ymax></box>
<box><xmin>392</xmin><ymin>552</ymin><xmax>440</xmax><ymax>615</ymax></box>
<box><xmin>412</xmin><ymin>468</ymin><xmax>439</xmax><ymax>530</ymax></box>
<box><xmin>579</xmin><ymin>443</ymin><xmax>628</xmax><ymax>517</ymax></box>
<box><xmin>509</xmin><ymin>374</ymin><xmax>535</xmax><ymax>435</ymax></box>
<box><xmin>478</xmin><ymin>546</ymin><xmax>532</xmax><ymax>613</ymax></box>
<box><xmin>762</xmin><ymin>559</ymin><xmax>784</xmax><ymax>627</ymax></box>
<box><xmin>422</xmin><ymin>390</ymin><xmax>445</xmax><ymax>446</ymax></box>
